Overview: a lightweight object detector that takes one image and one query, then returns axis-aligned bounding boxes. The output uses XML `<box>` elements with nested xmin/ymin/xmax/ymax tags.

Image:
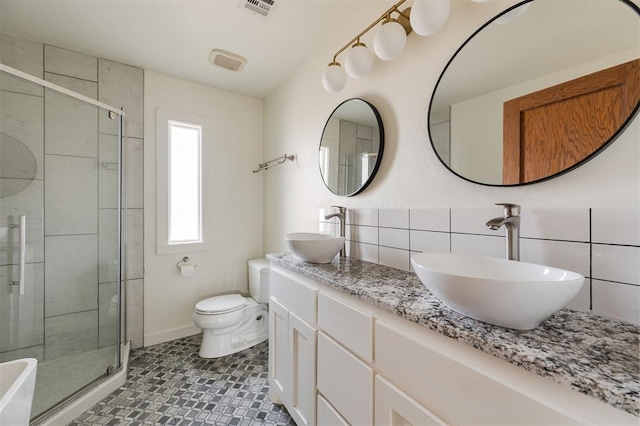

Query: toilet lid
<box><xmin>195</xmin><ymin>294</ymin><xmax>246</xmax><ymax>314</ymax></box>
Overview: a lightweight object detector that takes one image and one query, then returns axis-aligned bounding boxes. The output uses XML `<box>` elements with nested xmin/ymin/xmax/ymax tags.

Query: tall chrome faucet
<box><xmin>485</xmin><ymin>203</ymin><xmax>521</xmax><ymax>261</ymax></box>
<box><xmin>324</xmin><ymin>205</ymin><xmax>346</xmax><ymax>257</ymax></box>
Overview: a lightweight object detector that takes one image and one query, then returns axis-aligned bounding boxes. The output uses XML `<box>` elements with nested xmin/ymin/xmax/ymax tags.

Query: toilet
<box><xmin>193</xmin><ymin>258</ymin><xmax>270</xmax><ymax>358</ymax></box>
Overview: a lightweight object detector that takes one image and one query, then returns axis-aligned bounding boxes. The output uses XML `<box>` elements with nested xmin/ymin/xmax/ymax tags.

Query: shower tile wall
<box><xmin>320</xmin><ymin>207</ymin><xmax>640</xmax><ymax>326</ymax></box>
<box><xmin>0</xmin><ymin>33</ymin><xmax>145</xmax><ymax>366</ymax></box>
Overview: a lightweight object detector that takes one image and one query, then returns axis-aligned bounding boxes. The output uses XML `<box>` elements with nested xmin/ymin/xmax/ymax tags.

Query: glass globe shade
<box><xmin>322</xmin><ymin>63</ymin><xmax>346</xmax><ymax>93</ymax></box>
<box><xmin>373</xmin><ymin>20</ymin><xmax>407</xmax><ymax>61</ymax></box>
<box><xmin>410</xmin><ymin>0</ymin><xmax>451</xmax><ymax>36</ymax></box>
<box><xmin>345</xmin><ymin>44</ymin><xmax>373</xmax><ymax>78</ymax></box>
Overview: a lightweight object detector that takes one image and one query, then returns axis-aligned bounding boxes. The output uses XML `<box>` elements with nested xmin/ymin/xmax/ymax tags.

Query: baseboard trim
<box><xmin>144</xmin><ymin>325</ymin><xmax>202</xmax><ymax>347</ymax></box>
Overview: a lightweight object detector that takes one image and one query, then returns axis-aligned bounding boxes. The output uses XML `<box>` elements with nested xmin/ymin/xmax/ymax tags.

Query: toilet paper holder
<box><xmin>176</xmin><ymin>256</ymin><xmax>198</xmax><ymax>270</ymax></box>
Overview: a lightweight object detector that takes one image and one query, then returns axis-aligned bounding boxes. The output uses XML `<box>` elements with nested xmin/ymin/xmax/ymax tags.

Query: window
<box><xmin>168</xmin><ymin>121</ymin><xmax>202</xmax><ymax>244</ymax></box>
<box><xmin>157</xmin><ymin>109</ymin><xmax>212</xmax><ymax>254</ymax></box>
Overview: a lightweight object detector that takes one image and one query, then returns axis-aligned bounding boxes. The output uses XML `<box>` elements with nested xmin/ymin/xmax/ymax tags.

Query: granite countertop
<box><xmin>267</xmin><ymin>252</ymin><xmax>640</xmax><ymax>417</ymax></box>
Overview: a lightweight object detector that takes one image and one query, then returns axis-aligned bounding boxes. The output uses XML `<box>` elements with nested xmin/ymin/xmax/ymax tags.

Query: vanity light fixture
<box><xmin>322</xmin><ymin>0</ymin><xmax>451</xmax><ymax>93</ymax></box>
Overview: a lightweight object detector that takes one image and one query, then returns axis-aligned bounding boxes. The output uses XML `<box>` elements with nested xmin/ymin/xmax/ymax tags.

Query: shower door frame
<box><xmin>0</xmin><ymin>62</ymin><xmax>127</xmax><ymax>421</ymax></box>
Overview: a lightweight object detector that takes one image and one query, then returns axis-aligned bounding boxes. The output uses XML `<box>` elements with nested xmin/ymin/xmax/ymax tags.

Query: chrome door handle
<box><xmin>9</xmin><ymin>215</ymin><xmax>26</xmax><ymax>295</ymax></box>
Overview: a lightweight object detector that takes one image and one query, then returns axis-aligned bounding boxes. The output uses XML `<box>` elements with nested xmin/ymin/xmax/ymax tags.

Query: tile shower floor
<box><xmin>69</xmin><ymin>335</ymin><xmax>294</xmax><ymax>425</ymax></box>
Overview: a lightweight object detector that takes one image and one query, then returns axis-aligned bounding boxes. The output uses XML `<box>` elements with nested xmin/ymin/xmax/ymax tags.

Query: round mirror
<box><xmin>429</xmin><ymin>0</ymin><xmax>640</xmax><ymax>186</ymax></box>
<box><xmin>320</xmin><ymin>98</ymin><xmax>384</xmax><ymax>196</ymax></box>
<box><xmin>0</xmin><ymin>133</ymin><xmax>37</xmax><ymax>198</ymax></box>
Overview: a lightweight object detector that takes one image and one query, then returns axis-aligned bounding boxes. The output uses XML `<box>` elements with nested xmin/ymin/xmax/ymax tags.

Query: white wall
<box><xmin>263</xmin><ymin>0</ymin><xmax>640</xmax><ymax>254</ymax></box>
<box><xmin>144</xmin><ymin>70</ymin><xmax>264</xmax><ymax>345</ymax></box>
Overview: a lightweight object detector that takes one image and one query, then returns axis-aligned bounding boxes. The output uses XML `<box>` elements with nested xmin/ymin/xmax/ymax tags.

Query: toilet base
<box><xmin>197</xmin><ymin>304</ymin><xmax>269</xmax><ymax>358</ymax></box>
<box><xmin>199</xmin><ymin>331</ymin><xmax>268</xmax><ymax>358</ymax></box>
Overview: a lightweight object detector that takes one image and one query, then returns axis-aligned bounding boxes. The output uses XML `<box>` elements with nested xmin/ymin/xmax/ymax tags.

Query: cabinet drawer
<box><xmin>375</xmin><ymin>375</ymin><xmax>447</xmax><ymax>426</ymax></box>
<box><xmin>318</xmin><ymin>332</ymin><xmax>373</xmax><ymax>426</ymax></box>
<box><xmin>270</xmin><ymin>268</ymin><xmax>318</xmax><ymax>326</ymax></box>
<box><xmin>375</xmin><ymin>322</ymin><xmax>581</xmax><ymax>425</ymax></box>
<box><xmin>318</xmin><ymin>292</ymin><xmax>373</xmax><ymax>362</ymax></box>
<box><xmin>317</xmin><ymin>394</ymin><xmax>349</xmax><ymax>426</ymax></box>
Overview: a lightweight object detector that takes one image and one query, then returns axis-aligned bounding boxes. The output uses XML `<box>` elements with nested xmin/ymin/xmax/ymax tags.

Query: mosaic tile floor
<box><xmin>69</xmin><ymin>335</ymin><xmax>294</xmax><ymax>425</ymax></box>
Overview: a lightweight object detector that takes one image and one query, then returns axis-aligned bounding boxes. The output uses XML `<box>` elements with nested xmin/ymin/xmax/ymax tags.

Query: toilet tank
<box><xmin>248</xmin><ymin>258</ymin><xmax>270</xmax><ymax>303</ymax></box>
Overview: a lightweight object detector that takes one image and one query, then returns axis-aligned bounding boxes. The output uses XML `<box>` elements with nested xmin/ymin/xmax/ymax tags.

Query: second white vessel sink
<box><xmin>285</xmin><ymin>232</ymin><xmax>345</xmax><ymax>264</ymax></box>
<box><xmin>411</xmin><ymin>252</ymin><xmax>584</xmax><ymax>330</ymax></box>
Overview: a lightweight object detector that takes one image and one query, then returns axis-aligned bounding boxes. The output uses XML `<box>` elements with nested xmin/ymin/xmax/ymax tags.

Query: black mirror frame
<box><xmin>319</xmin><ymin>98</ymin><xmax>385</xmax><ymax>196</ymax></box>
<box><xmin>427</xmin><ymin>0</ymin><xmax>640</xmax><ymax>187</ymax></box>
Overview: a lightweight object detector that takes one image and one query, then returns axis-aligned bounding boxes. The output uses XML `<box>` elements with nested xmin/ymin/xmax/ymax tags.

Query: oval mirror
<box><xmin>320</xmin><ymin>98</ymin><xmax>384</xmax><ymax>196</ymax></box>
<box><xmin>0</xmin><ymin>133</ymin><xmax>37</xmax><ymax>198</ymax></box>
<box><xmin>429</xmin><ymin>0</ymin><xmax>640</xmax><ymax>186</ymax></box>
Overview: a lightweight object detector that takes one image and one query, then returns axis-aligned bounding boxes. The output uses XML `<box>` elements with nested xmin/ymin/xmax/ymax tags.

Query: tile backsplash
<box><xmin>319</xmin><ymin>207</ymin><xmax>640</xmax><ymax>326</ymax></box>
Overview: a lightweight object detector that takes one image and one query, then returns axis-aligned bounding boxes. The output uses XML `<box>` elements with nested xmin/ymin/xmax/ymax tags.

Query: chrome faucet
<box><xmin>324</xmin><ymin>205</ymin><xmax>346</xmax><ymax>257</ymax></box>
<box><xmin>485</xmin><ymin>203</ymin><xmax>521</xmax><ymax>261</ymax></box>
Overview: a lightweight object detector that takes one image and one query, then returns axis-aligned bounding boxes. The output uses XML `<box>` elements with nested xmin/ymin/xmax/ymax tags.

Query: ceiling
<box><xmin>0</xmin><ymin>0</ymin><xmax>382</xmax><ymax>99</ymax></box>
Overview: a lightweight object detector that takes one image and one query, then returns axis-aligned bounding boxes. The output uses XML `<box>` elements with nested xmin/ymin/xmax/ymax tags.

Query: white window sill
<box><xmin>157</xmin><ymin>242</ymin><xmax>213</xmax><ymax>256</ymax></box>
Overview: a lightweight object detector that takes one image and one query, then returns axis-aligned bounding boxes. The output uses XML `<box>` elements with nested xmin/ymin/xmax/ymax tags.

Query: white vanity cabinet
<box><xmin>268</xmin><ymin>264</ymin><xmax>637</xmax><ymax>426</ymax></box>
<box><xmin>268</xmin><ymin>268</ymin><xmax>318</xmax><ymax>426</ymax></box>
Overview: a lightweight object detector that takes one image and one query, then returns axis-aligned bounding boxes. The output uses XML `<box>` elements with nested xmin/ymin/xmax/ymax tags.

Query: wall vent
<box><xmin>208</xmin><ymin>49</ymin><xmax>247</xmax><ymax>72</ymax></box>
<box><xmin>239</xmin><ymin>0</ymin><xmax>276</xmax><ymax>19</ymax></box>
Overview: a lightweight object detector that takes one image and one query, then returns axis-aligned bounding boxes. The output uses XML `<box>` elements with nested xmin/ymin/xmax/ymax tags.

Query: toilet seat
<box><xmin>195</xmin><ymin>294</ymin><xmax>247</xmax><ymax>315</ymax></box>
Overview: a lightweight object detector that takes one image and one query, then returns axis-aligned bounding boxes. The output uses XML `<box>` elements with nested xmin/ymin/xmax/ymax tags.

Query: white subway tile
<box><xmin>318</xmin><ymin>207</ymin><xmax>331</xmax><ymax>222</ymax></box>
<box><xmin>564</xmin><ymin>279</ymin><xmax>591</xmax><ymax>313</ymax></box>
<box><xmin>410</xmin><ymin>230</ymin><xmax>450</xmax><ymax>253</ymax></box>
<box><xmin>592</xmin><ymin>280</ymin><xmax>639</xmax><ymax>326</ymax></box>
<box><xmin>450</xmin><ymin>234</ymin><xmax>505</xmax><ymax>259</ymax></box>
<box><xmin>379</xmin><ymin>209</ymin><xmax>409</xmax><ymax>229</ymax></box>
<box><xmin>354</xmin><ymin>242</ymin><xmax>378</xmax><ymax>264</ymax></box>
<box><xmin>520</xmin><ymin>239</ymin><xmax>590</xmax><ymax>278</ymax></box>
<box><xmin>379</xmin><ymin>247</ymin><xmax>411</xmax><ymax>271</ymax></box>
<box><xmin>591</xmin><ymin>208</ymin><xmax>640</xmax><ymax>246</ymax></box>
<box><xmin>410</xmin><ymin>208</ymin><xmax>450</xmax><ymax>232</ymax></box>
<box><xmin>319</xmin><ymin>221</ymin><xmax>337</xmax><ymax>236</ymax></box>
<box><xmin>351</xmin><ymin>225</ymin><xmax>378</xmax><ymax>245</ymax></box>
<box><xmin>451</xmin><ymin>207</ymin><xmax>504</xmax><ymax>236</ymax></box>
<box><xmin>379</xmin><ymin>228</ymin><xmax>409</xmax><ymax>250</ymax></box>
<box><xmin>592</xmin><ymin>244</ymin><xmax>640</xmax><ymax>285</ymax></box>
<box><xmin>352</xmin><ymin>208</ymin><xmax>378</xmax><ymax>226</ymax></box>
<box><xmin>520</xmin><ymin>208</ymin><xmax>589</xmax><ymax>242</ymax></box>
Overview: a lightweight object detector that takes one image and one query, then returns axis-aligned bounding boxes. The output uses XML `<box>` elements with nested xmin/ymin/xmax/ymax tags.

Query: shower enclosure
<box><xmin>0</xmin><ymin>64</ymin><xmax>125</xmax><ymax>421</ymax></box>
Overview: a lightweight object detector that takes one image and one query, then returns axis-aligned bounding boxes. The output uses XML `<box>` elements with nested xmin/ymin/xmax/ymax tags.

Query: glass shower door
<box><xmin>0</xmin><ymin>67</ymin><xmax>123</xmax><ymax>420</ymax></box>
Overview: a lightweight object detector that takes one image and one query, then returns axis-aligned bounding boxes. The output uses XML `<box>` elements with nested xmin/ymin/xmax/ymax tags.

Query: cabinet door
<box><xmin>268</xmin><ymin>297</ymin><xmax>289</xmax><ymax>404</ymax></box>
<box><xmin>375</xmin><ymin>375</ymin><xmax>447</xmax><ymax>426</ymax></box>
<box><xmin>317</xmin><ymin>394</ymin><xmax>349</xmax><ymax>426</ymax></box>
<box><xmin>288</xmin><ymin>311</ymin><xmax>317</xmax><ymax>426</ymax></box>
<box><xmin>317</xmin><ymin>332</ymin><xmax>373</xmax><ymax>426</ymax></box>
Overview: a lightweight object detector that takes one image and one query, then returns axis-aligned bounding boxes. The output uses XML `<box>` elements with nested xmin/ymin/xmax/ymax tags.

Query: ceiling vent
<box><xmin>239</xmin><ymin>0</ymin><xmax>276</xmax><ymax>19</ymax></box>
<box><xmin>208</xmin><ymin>49</ymin><xmax>247</xmax><ymax>72</ymax></box>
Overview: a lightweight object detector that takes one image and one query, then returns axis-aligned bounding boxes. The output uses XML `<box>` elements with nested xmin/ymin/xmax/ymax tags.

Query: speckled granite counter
<box><xmin>267</xmin><ymin>252</ymin><xmax>640</xmax><ymax>417</ymax></box>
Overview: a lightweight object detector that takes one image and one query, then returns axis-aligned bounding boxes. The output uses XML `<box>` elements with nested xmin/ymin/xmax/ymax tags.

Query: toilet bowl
<box><xmin>193</xmin><ymin>259</ymin><xmax>270</xmax><ymax>358</ymax></box>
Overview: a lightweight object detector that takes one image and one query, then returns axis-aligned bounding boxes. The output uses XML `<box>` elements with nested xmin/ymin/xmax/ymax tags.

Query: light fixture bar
<box><xmin>331</xmin><ymin>0</ymin><xmax>409</xmax><ymax>62</ymax></box>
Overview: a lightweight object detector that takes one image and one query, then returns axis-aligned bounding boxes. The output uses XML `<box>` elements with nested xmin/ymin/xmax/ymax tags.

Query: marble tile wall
<box><xmin>319</xmin><ymin>207</ymin><xmax>640</xmax><ymax>326</ymax></box>
<box><xmin>0</xmin><ymin>33</ymin><xmax>145</xmax><ymax>365</ymax></box>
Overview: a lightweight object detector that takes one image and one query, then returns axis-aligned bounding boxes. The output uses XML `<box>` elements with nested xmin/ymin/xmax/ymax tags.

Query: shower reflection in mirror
<box><xmin>319</xmin><ymin>98</ymin><xmax>384</xmax><ymax>197</ymax></box>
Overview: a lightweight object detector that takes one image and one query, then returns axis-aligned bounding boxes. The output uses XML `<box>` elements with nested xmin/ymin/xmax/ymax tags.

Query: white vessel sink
<box><xmin>285</xmin><ymin>232</ymin><xmax>345</xmax><ymax>264</ymax></box>
<box><xmin>411</xmin><ymin>252</ymin><xmax>584</xmax><ymax>330</ymax></box>
<box><xmin>0</xmin><ymin>358</ymin><xmax>37</xmax><ymax>425</ymax></box>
